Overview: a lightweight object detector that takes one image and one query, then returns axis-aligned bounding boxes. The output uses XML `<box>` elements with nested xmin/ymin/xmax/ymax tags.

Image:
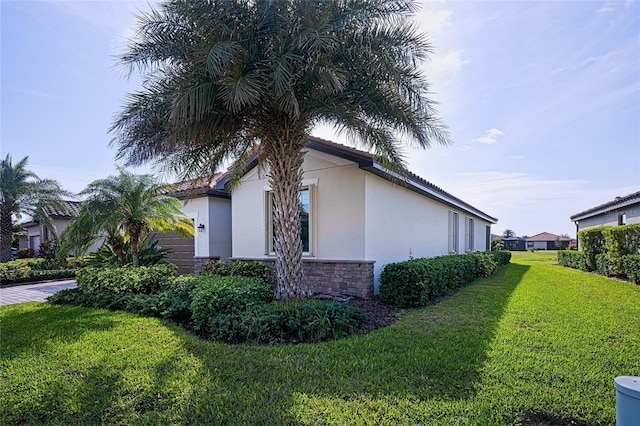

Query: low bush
<box><xmin>48</xmin><ymin>288</ymin><xmax>193</xmax><ymax>321</ymax></box>
<box><xmin>208</xmin><ymin>301</ymin><xmax>368</xmax><ymax>344</ymax></box>
<box><xmin>75</xmin><ymin>263</ymin><xmax>177</xmax><ymax>295</ymax></box>
<box><xmin>595</xmin><ymin>253</ymin><xmax>616</xmax><ymax>277</ymax></box>
<box><xmin>190</xmin><ymin>275</ymin><xmax>273</xmax><ymax>329</ymax></box>
<box><xmin>470</xmin><ymin>252</ymin><xmax>498</xmax><ymax>277</ymax></box>
<box><xmin>491</xmin><ymin>250</ymin><xmax>512</xmax><ymax>266</ymax></box>
<box><xmin>86</xmin><ymin>235</ymin><xmax>171</xmax><ymax>267</ymax></box>
<box><xmin>0</xmin><ymin>258</ymin><xmax>78</xmax><ymax>284</ymax></box>
<box><xmin>557</xmin><ymin>251</ymin><xmax>588</xmax><ymax>271</ymax></box>
<box><xmin>379</xmin><ymin>253</ymin><xmax>501</xmax><ymax>308</ymax></box>
<box><xmin>200</xmin><ymin>260</ymin><xmax>274</xmax><ymax>285</ymax></box>
<box><xmin>622</xmin><ymin>255</ymin><xmax>640</xmax><ymax>284</ymax></box>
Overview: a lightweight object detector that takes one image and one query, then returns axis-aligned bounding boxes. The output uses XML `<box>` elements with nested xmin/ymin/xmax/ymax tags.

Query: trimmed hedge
<box><xmin>595</xmin><ymin>253</ymin><xmax>615</xmax><ymax>277</ymax></box>
<box><xmin>622</xmin><ymin>255</ymin><xmax>640</xmax><ymax>284</ymax></box>
<box><xmin>379</xmin><ymin>252</ymin><xmax>509</xmax><ymax>308</ymax></box>
<box><xmin>207</xmin><ymin>301</ymin><xmax>368</xmax><ymax>344</ymax></box>
<box><xmin>200</xmin><ymin>260</ymin><xmax>274</xmax><ymax>286</ymax></box>
<box><xmin>490</xmin><ymin>250</ymin><xmax>512</xmax><ymax>266</ymax></box>
<box><xmin>579</xmin><ymin>227</ymin><xmax>607</xmax><ymax>271</ymax></box>
<box><xmin>190</xmin><ymin>275</ymin><xmax>273</xmax><ymax>329</ymax></box>
<box><xmin>75</xmin><ymin>263</ymin><xmax>177</xmax><ymax>295</ymax></box>
<box><xmin>48</xmin><ymin>288</ymin><xmax>193</xmax><ymax>321</ymax></box>
<box><xmin>557</xmin><ymin>251</ymin><xmax>588</xmax><ymax>271</ymax></box>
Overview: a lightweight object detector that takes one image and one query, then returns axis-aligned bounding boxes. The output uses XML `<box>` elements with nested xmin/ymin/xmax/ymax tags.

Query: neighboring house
<box><xmin>21</xmin><ymin>200</ymin><xmax>82</xmax><ymax>251</ymax></box>
<box><xmin>499</xmin><ymin>236</ymin><xmax>526</xmax><ymax>251</ymax></box>
<box><xmin>525</xmin><ymin>232</ymin><xmax>571</xmax><ymax>250</ymax></box>
<box><xmin>172</xmin><ymin>136</ymin><xmax>498</xmax><ymax>297</ymax></box>
<box><xmin>570</xmin><ymin>191</ymin><xmax>640</xmax><ymax>238</ymax></box>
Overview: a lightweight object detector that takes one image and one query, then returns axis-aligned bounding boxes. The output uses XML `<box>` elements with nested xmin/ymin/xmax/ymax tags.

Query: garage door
<box><xmin>154</xmin><ymin>232</ymin><xmax>195</xmax><ymax>275</ymax></box>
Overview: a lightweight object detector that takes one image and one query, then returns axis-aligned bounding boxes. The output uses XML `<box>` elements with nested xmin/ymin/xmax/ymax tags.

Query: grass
<box><xmin>1</xmin><ymin>251</ymin><xmax>638</xmax><ymax>425</ymax></box>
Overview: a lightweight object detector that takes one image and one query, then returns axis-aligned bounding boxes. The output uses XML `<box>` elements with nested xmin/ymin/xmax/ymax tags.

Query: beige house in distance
<box><xmin>170</xmin><ymin>136</ymin><xmax>498</xmax><ymax>297</ymax></box>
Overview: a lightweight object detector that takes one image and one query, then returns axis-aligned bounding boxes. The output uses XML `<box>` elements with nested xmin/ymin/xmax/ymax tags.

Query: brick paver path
<box><xmin>0</xmin><ymin>280</ymin><xmax>76</xmax><ymax>306</ymax></box>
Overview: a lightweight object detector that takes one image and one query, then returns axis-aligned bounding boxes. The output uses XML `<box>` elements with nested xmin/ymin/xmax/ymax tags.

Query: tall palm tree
<box><xmin>0</xmin><ymin>155</ymin><xmax>71</xmax><ymax>263</ymax></box>
<box><xmin>110</xmin><ymin>0</ymin><xmax>450</xmax><ymax>300</ymax></box>
<box><xmin>60</xmin><ymin>170</ymin><xmax>195</xmax><ymax>267</ymax></box>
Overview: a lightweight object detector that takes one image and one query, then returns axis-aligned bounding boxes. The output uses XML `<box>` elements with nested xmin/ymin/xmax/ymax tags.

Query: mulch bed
<box><xmin>346</xmin><ymin>297</ymin><xmax>411</xmax><ymax>334</ymax></box>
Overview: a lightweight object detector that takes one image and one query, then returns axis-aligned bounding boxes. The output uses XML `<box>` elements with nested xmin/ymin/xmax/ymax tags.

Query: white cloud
<box><xmin>598</xmin><ymin>6</ymin><xmax>614</xmax><ymax>13</ymax></box>
<box><xmin>428</xmin><ymin>50</ymin><xmax>468</xmax><ymax>77</ymax></box>
<box><xmin>472</xmin><ymin>128</ymin><xmax>504</xmax><ymax>144</ymax></box>
<box><xmin>417</xmin><ymin>9</ymin><xmax>453</xmax><ymax>36</ymax></box>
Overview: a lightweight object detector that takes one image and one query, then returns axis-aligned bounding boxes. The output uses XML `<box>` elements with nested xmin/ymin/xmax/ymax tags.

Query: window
<box><xmin>618</xmin><ymin>213</ymin><xmax>627</xmax><ymax>226</ymax></box>
<box><xmin>266</xmin><ymin>186</ymin><xmax>314</xmax><ymax>255</ymax></box>
<box><xmin>448</xmin><ymin>211</ymin><xmax>459</xmax><ymax>253</ymax></box>
<box><xmin>486</xmin><ymin>226</ymin><xmax>491</xmax><ymax>251</ymax></box>
<box><xmin>465</xmin><ymin>217</ymin><xmax>474</xmax><ymax>252</ymax></box>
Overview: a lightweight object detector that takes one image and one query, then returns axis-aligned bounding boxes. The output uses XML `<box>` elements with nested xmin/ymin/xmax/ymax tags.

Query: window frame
<box><xmin>265</xmin><ymin>182</ymin><xmax>316</xmax><ymax>257</ymax></box>
<box><xmin>448</xmin><ymin>211</ymin><xmax>459</xmax><ymax>254</ymax></box>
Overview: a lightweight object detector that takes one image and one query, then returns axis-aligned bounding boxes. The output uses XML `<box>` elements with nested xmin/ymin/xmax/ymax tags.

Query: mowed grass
<box><xmin>1</xmin><ymin>252</ymin><xmax>638</xmax><ymax>425</ymax></box>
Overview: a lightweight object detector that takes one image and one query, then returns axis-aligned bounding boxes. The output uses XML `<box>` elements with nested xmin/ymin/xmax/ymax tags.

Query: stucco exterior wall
<box><xmin>363</xmin><ymin>173</ymin><xmax>492</xmax><ymax>288</ymax></box>
<box><xmin>577</xmin><ymin>201</ymin><xmax>640</xmax><ymax>231</ymax></box>
<box><xmin>181</xmin><ymin>196</ymin><xmax>232</xmax><ymax>259</ymax></box>
<box><xmin>232</xmin><ymin>150</ymin><xmax>366</xmax><ymax>259</ymax></box>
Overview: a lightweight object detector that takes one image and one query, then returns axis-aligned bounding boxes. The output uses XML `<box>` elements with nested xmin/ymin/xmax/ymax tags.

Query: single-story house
<box><xmin>524</xmin><ymin>232</ymin><xmax>571</xmax><ymax>250</ymax></box>
<box><xmin>21</xmin><ymin>200</ymin><xmax>82</xmax><ymax>251</ymax></box>
<box><xmin>170</xmin><ymin>136</ymin><xmax>498</xmax><ymax>297</ymax></box>
<box><xmin>570</xmin><ymin>191</ymin><xmax>640</xmax><ymax>237</ymax></box>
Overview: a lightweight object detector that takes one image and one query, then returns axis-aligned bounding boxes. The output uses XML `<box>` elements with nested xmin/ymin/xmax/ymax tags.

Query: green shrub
<box><xmin>87</xmin><ymin>235</ymin><xmax>171</xmax><ymax>267</ymax></box>
<box><xmin>579</xmin><ymin>227</ymin><xmax>606</xmax><ymax>271</ymax></box>
<box><xmin>207</xmin><ymin>301</ymin><xmax>367</xmax><ymax>344</ymax></box>
<box><xmin>557</xmin><ymin>251</ymin><xmax>588</xmax><ymax>271</ymax></box>
<box><xmin>48</xmin><ymin>288</ymin><xmax>193</xmax><ymax>321</ymax></box>
<box><xmin>379</xmin><ymin>253</ymin><xmax>496</xmax><ymax>308</ymax></box>
<box><xmin>75</xmin><ymin>263</ymin><xmax>177</xmax><ymax>295</ymax></box>
<box><xmin>0</xmin><ymin>260</ymin><xmax>77</xmax><ymax>284</ymax></box>
<box><xmin>470</xmin><ymin>252</ymin><xmax>498</xmax><ymax>277</ymax></box>
<box><xmin>621</xmin><ymin>255</ymin><xmax>640</xmax><ymax>284</ymax></box>
<box><xmin>595</xmin><ymin>253</ymin><xmax>615</xmax><ymax>277</ymax></box>
<box><xmin>200</xmin><ymin>260</ymin><xmax>274</xmax><ymax>285</ymax></box>
<box><xmin>602</xmin><ymin>224</ymin><xmax>640</xmax><ymax>276</ymax></box>
<box><xmin>190</xmin><ymin>275</ymin><xmax>273</xmax><ymax>329</ymax></box>
<box><xmin>491</xmin><ymin>250</ymin><xmax>512</xmax><ymax>266</ymax></box>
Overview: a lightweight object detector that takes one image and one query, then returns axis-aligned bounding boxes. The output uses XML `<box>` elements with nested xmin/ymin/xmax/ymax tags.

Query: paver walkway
<box><xmin>0</xmin><ymin>280</ymin><xmax>76</xmax><ymax>306</ymax></box>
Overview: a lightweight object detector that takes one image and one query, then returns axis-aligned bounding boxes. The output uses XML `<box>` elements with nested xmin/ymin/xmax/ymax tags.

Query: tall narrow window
<box><xmin>266</xmin><ymin>186</ymin><xmax>313</xmax><ymax>255</ymax></box>
<box><xmin>448</xmin><ymin>211</ymin><xmax>459</xmax><ymax>253</ymax></box>
<box><xmin>486</xmin><ymin>226</ymin><xmax>491</xmax><ymax>251</ymax></box>
<box><xmin>465</xmin><ymin>217</ymin><xmax>474</xmax><ymax>252</ymax></box>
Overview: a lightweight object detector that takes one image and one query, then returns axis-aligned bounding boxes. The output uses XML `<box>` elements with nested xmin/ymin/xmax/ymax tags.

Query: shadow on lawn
<box><xmin>171</xmin><ymin>263</ymin><xmax>533</xmax><ymax>424</ymax></box>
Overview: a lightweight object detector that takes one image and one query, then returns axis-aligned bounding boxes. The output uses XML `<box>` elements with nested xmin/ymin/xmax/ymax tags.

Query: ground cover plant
<box><xmin>2</xmin><ymin>251</ymin><xmax>638</xmax><ymax>424</ymax></box>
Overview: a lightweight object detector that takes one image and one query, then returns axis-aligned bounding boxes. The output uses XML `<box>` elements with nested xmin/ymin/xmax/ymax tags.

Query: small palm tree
<box><xmin>60</xmin><ymin>170</ymin><xmax>195</xmax><ymax>267</ymax></box>
<box><xmin>111</xmin><ymin>0</ymin><xmax>450</xmax><ymax>300</ymax></box>
<box><xmin>0</xmin><ymin>154</ymin><xmax>71</xmax><ymax>263</ymax></box>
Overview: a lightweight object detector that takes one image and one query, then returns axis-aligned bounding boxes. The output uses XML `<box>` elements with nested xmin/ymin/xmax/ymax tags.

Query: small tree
<box><xmin>491</xmin><ymin>237</ymin><xmax>504</xmax><ymax>251</ymax></box>
<box><xmin>60</xmin><ymin>171</ymin><xmax>195</xmax><ymax>267</ymax></box>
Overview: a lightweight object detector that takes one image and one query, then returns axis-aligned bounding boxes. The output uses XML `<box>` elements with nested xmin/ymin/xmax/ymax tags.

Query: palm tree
<box><xmin>503</xmin><ymin>229</ymin><xmax>516</xmax><ymax>238</ymax></box>
<box><xmin>110</xmin><ymin>0</ymin><xmax>450</xmax><ymax>300</ymax></box>
<box><xmin>59</xmin><ymin>170</ymin><xmax>195</xmax><ymax>267</ymax></box>
<box><xmin>0</xmin><ymin>155</ymin><xmax>71</xmax><ymax>263</ymax></box>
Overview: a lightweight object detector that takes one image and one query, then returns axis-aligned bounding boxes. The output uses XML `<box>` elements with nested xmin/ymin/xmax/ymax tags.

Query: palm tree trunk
<box><xmin>130</xmin><ymin>231</ymin><xmax>140</xmax><ymax>267</ymax></box>
<box><xmin>265</xmin><ymin>136</ymin><xmax>311</xmax><ymax>301</ymax></box>
<box><xmin>0</xmin><ymin>209</ymin><xmax>13</xmax><ymax>263</ymax></box>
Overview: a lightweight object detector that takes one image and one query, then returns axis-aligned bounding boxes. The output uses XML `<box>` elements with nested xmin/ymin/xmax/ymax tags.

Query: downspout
<box><xmin>575</xmin><ymin>220</ymin><xmax>580</xmax><ymax>250</ymax></box>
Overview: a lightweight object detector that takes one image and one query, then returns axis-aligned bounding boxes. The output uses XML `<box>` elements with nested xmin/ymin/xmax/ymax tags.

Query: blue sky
<box><xmin>2</xmin><ymin>1</ymin><xmax>639</xmax><ymax>238</ymax></box>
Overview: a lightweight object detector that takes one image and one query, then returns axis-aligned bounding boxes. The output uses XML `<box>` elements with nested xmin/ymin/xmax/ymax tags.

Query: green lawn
<box><xmin>1</xmin><ymin>252</ymin><xmax>638</xmax><ymax>425</ymax></box>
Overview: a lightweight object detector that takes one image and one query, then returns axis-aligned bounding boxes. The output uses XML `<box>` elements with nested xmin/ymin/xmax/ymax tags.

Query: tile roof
<box><xmin>41</xmin><ymin>200</ymin><xmax>81</xmax><ymax>218</ymax></box>
<box><xmin>525</xmin><ymin>232</ymin><xmax>571</xmax><ymax>242</ymax></box>
<box><xmin>172</xmin><ymin>172</ymin><xmax>228</xmax><ymax>192</ymax></box>
<box><xmin>570</xmin><ymin>190</ymin><xmax>640</xmax><ymax>221</ymax></box>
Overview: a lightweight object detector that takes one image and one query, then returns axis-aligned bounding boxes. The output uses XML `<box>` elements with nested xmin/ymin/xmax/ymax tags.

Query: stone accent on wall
<box><xmin>193</xmin><ymin>256</ymin><xmax>220</xmax><ymax>274</ymax></box>
<box><xmin>231</xmin><ymin>258</ymin><xmax>375</xmax><ymax>299</ymax></box>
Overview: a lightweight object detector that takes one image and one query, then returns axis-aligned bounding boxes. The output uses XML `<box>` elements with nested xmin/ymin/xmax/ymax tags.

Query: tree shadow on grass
<box><xmin>0</xmin><ymin>303</ymin><xmax>116</xmax><ymax>361</ymax></box>
<box><xmin>1</xmin><ymin>264</ymin><xmax>543</xmax><ymax>425</ymax></box>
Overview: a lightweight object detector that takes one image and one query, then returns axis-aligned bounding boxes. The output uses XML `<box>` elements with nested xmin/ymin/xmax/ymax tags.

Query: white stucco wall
<box><xmin>232</xmin><ymin>150</ymin><xmax>367</xmax><ymax>259</ymax></box>
<box><xmin>363</xmin><ymin>173</ymin><xmax>493</xmax><ymax>287</ymax></box>
<box><xmin>576</xmin><ymin>201</ymin><xmax>640</xmax><ymax>231</ymax></box>
<box><xmin>181</xmin><ymin>195</ymin><xmax>232</xmax><ymax>259</ymax></box>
